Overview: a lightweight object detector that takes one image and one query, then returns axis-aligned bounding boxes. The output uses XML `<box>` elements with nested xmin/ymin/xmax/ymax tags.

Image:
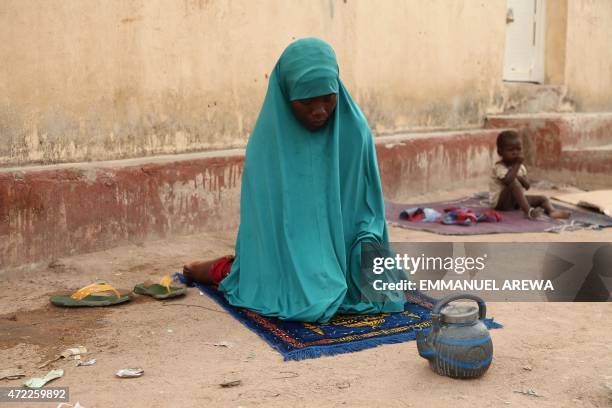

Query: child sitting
<box><xmin>489</xmin><ymin>130</ymin><xmax>571</xmax><ymax>220</ymax></box>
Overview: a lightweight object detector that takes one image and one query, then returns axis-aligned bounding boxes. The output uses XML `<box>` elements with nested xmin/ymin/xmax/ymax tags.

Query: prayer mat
<box><xmin>386</xmin><ymin>195</ymin><xmax>612</xmax><ymax>236</ymax></box>
<box><xmin>175</xmin><ymin>273</ymin><xmax>502</xmax><ymax>361</ymax></box>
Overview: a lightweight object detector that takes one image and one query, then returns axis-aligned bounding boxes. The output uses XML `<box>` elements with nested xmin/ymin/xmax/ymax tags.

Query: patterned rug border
<box><xmin>175</xmin><ymin>273</ymin><xmax>502</xmax><ymax>361</ymax></box>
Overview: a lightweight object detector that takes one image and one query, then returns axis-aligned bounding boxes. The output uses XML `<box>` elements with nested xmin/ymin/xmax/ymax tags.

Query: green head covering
<box><xmin>278</xmin><ymin>38</ymin><xmax>339</xmax><ymax>101</ymax></box>
<box><xmin>219</xmin><ymin>38</ymin><xmax>404</xmax><ymax>322</ymax></box>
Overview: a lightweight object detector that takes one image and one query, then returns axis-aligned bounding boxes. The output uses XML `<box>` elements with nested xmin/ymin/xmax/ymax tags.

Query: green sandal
<box><xmin>50</xmin><ymin>283</ymin><xmax>132</xmax><ymax>307</ymax></box>
<box><xmin>133</xmin><ymin>276</ymin><xmax>186</xmax><ymax>300</ymax></box>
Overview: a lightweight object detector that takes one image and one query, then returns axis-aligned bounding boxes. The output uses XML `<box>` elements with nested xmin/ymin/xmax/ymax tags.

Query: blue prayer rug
<box><xmin>175</xmin><ymin>273</ymin><xmax>502</xmax><ymax>361</ymax></box>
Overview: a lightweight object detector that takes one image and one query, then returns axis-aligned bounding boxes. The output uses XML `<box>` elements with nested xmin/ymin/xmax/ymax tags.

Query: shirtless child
<box><xmin>489</xmin><ymin>130</ymin><xmax>571</xmax><ymax>220</ymax></box>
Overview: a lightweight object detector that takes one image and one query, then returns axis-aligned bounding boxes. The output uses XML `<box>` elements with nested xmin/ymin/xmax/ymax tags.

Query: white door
<box><xmin>503</xmin><ymin>0</ymin><xmax>546</xmax><ymax>83</ymax></box>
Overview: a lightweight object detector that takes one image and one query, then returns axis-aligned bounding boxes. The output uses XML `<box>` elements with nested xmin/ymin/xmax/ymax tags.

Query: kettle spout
<box><xmin>416</xmin><ymin>329</ymin><xmax>433</xmax><ymax>361</ymax></box>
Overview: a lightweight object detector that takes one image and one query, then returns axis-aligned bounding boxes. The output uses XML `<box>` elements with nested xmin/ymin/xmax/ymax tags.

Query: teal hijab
<box><xmin>219</xmin><ymin>38</ymin><xmax>404</xmax><ymax>322</ymax></box>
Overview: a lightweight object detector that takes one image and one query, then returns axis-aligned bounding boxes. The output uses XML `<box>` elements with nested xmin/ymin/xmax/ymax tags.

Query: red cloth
<box><xmin>210</xmin><ymin>255</ymin><xmax>235</xmax><ymax>284</ymax></box>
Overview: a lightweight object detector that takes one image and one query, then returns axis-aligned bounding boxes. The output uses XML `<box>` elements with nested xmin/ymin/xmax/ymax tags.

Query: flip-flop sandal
<box><xmin>133</xmin><ymin>275</ymin><xmax>186</xmax><ymax>300</ymax></box>
<box><xmin>527</xmin><ymin>207</ymin><xmax>546</xmax><ymax>220</ymax></box>
<box><xmin>50</xmin><ymin>283</ymin><xmax>132</xmax><ymax>307</ymax></box>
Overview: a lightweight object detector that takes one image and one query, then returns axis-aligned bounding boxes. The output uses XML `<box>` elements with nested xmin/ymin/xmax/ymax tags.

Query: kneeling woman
<box><xmin>184</xmin><ymin>38</ymin><xmax>404</xmax><ymax>322</ymax></box>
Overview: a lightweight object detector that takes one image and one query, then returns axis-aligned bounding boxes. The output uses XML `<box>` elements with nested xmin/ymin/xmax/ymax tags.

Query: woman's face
<box><xmin>290</xmin><ymin>93</ymin><xmax>338</xmax><ymax>131</ymax></box>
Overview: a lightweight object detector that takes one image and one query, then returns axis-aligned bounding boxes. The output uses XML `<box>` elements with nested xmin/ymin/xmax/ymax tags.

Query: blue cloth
<box><xmin>218</xmin><ymin>38</ymin><xmax>405</xmax><ymax>323</ymax></box>
<box><xmin>400</xmin><ymin>207</ymin><xmax>442</xmax><ymax>222</ymax></box>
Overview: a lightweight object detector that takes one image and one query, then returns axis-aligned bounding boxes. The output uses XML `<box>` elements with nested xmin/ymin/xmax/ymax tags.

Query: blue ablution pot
<box><xmin>416</xmin><ymin>293</ymin><xmax>493</xmax><ymax>379</ymax></box>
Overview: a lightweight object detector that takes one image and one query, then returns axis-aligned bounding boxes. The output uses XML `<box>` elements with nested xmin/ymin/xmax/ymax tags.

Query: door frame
<box><xmin>503</xmin><ymin>0</ymin><xmax>547</xmax><ymax>83</ymax></box>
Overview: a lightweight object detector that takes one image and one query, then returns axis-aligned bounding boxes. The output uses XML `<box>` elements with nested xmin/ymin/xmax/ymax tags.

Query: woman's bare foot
<box><xmin>549</xmin><ymin>210</ymin><xmax>572</xmax><ymax>219</ymax></box>
<box><xmin>182</xmin><ymin>260</ymin><xmax>217</xmax><ymax>284</ymax></box>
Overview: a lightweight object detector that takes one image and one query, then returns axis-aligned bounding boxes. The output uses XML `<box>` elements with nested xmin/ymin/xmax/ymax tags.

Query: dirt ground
<box><xmin>1</xmin><ymin>188</ymin><xmax>611</xmax><ymax>408</ymax></box>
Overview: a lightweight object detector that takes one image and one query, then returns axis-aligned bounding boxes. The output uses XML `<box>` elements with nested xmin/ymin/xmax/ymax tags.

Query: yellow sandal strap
<box><xmin>159</xmin><ymin>275</ymin><xmax>172</xmax><ymax>293</ymax></box>
<box><xmin>70</xmin><ymin>283</ymin><xmax>121</xmax><ymax>300</ymax></box>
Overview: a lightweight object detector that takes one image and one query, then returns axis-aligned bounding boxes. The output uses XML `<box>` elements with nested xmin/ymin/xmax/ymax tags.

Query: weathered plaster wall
<box><xmin>0</xmin><ymin>0</ymin><xmax>508</xmax><ymax>166</ymax></box>
<box><xmin>0</xmin><ymin>130</ymin><xmax>501</xmax><ymax>268</ymax></box>
<box><xmin>564</xmin><ymin>0</ymin><xmax>612</xmax><ymax>111</ymax></box>
<box><xmin>544</xmin><ymin>0</ymin><xmax>567</xmax><ymax>85</ymax></box>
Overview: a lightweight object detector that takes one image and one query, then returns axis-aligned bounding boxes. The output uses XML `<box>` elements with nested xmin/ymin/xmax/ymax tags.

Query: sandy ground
<box><xmin>1</xmin><ymin>188</ymin><xmax>611</xmax><ymax>408</ymax></box>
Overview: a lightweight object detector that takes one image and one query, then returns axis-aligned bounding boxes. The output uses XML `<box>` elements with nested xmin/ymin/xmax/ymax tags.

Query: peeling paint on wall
<box><xmin>0</xmin><ymin>0</ymin><xmax>509</xmax><ymax>166</ymax></box>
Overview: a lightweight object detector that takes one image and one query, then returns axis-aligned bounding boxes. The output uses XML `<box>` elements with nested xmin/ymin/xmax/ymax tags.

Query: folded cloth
<box><xmin>476</xmin><ymin>211</ymin><xmax>503</xmax><ymax>223</ymax></box>
<box><xmin>403</xmin><ymin>206</ymin><xmax>501</xmax><ymax>226</ymax></box>
<box><xmin>400</xmin><ymin>207</ymin><xmax>441</xmax><ymax>223</ymax></box>
<box><xmin>442</xmin><ymin>209</ymin><xmax>477</xmax><ymax>226</ymax></box>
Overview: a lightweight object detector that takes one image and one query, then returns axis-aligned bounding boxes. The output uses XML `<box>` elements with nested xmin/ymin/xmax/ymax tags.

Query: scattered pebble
<box><xmin>336</xmin><ymin>382</ymin><xmax>350</xmax><ymax>389</ymax></box>
<box><xmin>204</xmin><ymin>341</ymin><xmax>232</xmax><ymax>348</ymax></box>
<box><xmin>220</xmin><ymin>379</ymin><xmax>242</xmax><ymax>388</ymax></box>
<box><xmin>513</xmin><ymin>388</ymin><xmax>542</xmax><ymax>398</ymax></box>
<box><xmin>48</xmin><ymin>260</ymin><xmax>65</xmax><ymax>269</ymax></box>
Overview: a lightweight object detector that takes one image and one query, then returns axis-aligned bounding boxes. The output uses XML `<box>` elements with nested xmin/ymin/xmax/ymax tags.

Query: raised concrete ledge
<box><xmin>0</xmin><ymin>131</ymin><xmax>501</xmax><ymax>174</ymax></box>
<box><xmin>486</xmin><ymin>112</ymin><xmax>612</xmax><ymax>148</ymax></box>
<box><xmin>3</xmin><ymin>117</ymin><xmax>609</xmax><ymax>269</ymax></box>
<box><xmin>377</xmin><ymin>128</ymin><xmax>500</xmax><ymax>142</ymax></box>
<box><xmin>0</xmin><ymin>148</ymin><xmax>247</xmax><ymax>174</ymax></box>
<box><xmin>1</xmin><ymin>152</ymin><xmax>245</xmax><ymax>269</ymax></box>
<box><xmin>487</xmin><ymin>112</ymin><xmax>612</xmax><ymax>119</ymax></box>
<box><xmin>0</xmin><ymin>128</ymin><xmax>500</xmax><ymax>269</ymax></box>
<box><xmin>486</xmin><ymin>112</ymin><xmax>612</xmax><ymax>183</ymax></box>
<box><xmin>376</xmin><ymin>129</ymin><xmax>499</xmax><ymax>200</ymax></box>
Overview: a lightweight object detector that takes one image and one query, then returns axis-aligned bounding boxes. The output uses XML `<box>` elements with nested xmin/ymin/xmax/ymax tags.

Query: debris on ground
<box><xmin>76</xmin><ymin>358</ymin><xmax>97</xmax><ymax>367</ymax></box>
<box><xmin>204</xmin><ymin>341</ymin><xmax>233</xmax><ymax>348</ymax></box>
<box><xmin>336</xmin><ymin>381</ymin><xmax>350</xmax><ymax>389</ymax></box>
<box><xmin>513</xmin><ymin>388</ymin><xmax>542</xmax><ymax>398</ymax></box>
<box><xmin>116</xmin><ymin>368</ymin><xmax>144</xmax><ymax>378</ymax></box>
<box><xmin>48</xmin><ymin>259</ymin><xmax>66</xmax><ymax>269</ymax></box>
<box><xmin>24</xmin><ymin>369</ymin><xmax>64</xmax><ymax>388</ymax></box>
<box><xmin>39</xmin><ymin>346</ymin><xmax>88</xmax><ymax>368</ymax></box>
<box><xmin>0</xmin><ymin>368</ymin><xmax>26</xmax><ymax>380</ymax></box>
<box><xmin>220</xmin><ymin>379</ymin><xmax>242</xmax><ymax>388</ymax></box>
<box><xmin>522</xmin><ymin>365</ymin><xmax>532</xmax><ymax>371</ymax></box>
<box><xmin>57</xmin><ymin>402</ymin><xmax>85</xmax><ymax>408</ymax></box>
<box><xmin>242</xmin><ymin>352</ymin><xmax>256</xmax><ymax>363</ymax></box>
<box><xmin>272</xmin><ymin>371</ymin><xmax>299</xmax><ymax>379</ymax></box>
<box><xmin>161</xmin><ymin>303</ymin><xmax>227</xmax><ymax>313</ymax></box>
<box><xmin>61</xmin><ymin>346</ymin><xmax>87</xmax><ymax>359</ymax></box>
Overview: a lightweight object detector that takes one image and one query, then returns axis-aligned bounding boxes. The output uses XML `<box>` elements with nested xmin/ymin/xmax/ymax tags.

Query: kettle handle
<box><xmin>430</xmin><ymin>293</ymin><xmax>487</xmax><ymax>328</ymax></box>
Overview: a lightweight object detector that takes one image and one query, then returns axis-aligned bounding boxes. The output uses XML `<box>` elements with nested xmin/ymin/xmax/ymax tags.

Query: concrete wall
<box><xmin>564</xmin><ymin>0</ymin><xmax>612</xmax><ymax>111</ymax></box>
<box><xmin>544</xmin><ymin>0</ymin><xmax>567</xmax><ymax>85</ymax></box>
<box><xmin>486</xmin><ymin>113</ymin><xmax>612</xmax><ymax>190</ymax></box>
<box><xmin>0</xmin><ymin>0</ymin><xmax>508</xmax><ymax>167</ymax></box>
<box><xmin>1</xmin><ymin>0</ymin><xmax>610</xmax><ymax>165</ymax></box>
<box><xmin>0</xmin><ymin>130</ymin><xmax>500</xmax><ymax>269</ymax></box>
